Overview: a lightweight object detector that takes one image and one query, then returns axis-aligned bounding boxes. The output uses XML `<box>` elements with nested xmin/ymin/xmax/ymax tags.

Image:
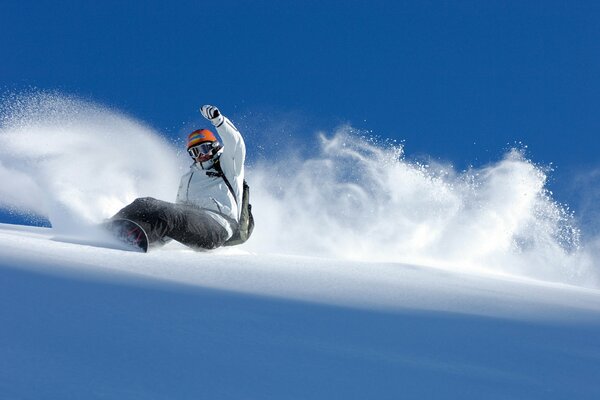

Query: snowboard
<box><xmin>103</xmin><ymin>218</ymin><xmax>149</xmax><ymax>253</ymax></box>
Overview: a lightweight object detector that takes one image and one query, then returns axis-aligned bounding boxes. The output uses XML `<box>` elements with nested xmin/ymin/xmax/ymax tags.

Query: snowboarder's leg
<box><xmin>112</xmin><ymin>197</ymin><xmax>176</xmax><ymax>244</ymax></box>
<box><xmin>112</xmin><ymin>197</ymin><xmax>228</xmax><ymax>249</ymax></box>
<box><xmin>167</xmin><ymin>205</ymin><xmax>230</xmax><ymax>250</ymax></box>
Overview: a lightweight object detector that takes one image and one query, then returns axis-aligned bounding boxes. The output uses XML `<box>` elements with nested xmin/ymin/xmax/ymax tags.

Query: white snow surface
<box><xmin>1</xmin><ymin>223</ymin><xmax>600</xmax><ymax>399</ymax></box>
<box><xmin>1</xmin><ymin>93</ymin><xmax>600</xmax><ymax>398</ymax></box>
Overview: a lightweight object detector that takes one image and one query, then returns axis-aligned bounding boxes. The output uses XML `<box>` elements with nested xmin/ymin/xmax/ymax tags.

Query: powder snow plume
<box><xmin>0</xmin><ymin>92</ymin><xmax>598</xmax><ymax>287</ymax></box>
<box><xmin>0</xmin><ymin>92</ymin><xmax>184</xmax><ymax>234</ymax></box>
<box><xmin>245</xmin><ymin>127</ymin><xmax>599</xmax><ymax>287</ymax></box>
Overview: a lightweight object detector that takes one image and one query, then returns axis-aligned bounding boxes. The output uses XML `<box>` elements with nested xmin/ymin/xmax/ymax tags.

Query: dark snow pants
<box><xmin>112</xmin><ymin>197</ymin><xmax>230</xmax><ymax>250</ymax></box>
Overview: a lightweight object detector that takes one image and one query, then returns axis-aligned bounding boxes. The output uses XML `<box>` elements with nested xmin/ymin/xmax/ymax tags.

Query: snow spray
<box><xmin>246</xmin><ymin>126</ymin><xmax>598</xmax><ymax>287</ymax></box>
<box><xmin>0</xmin><ymin>92</ymin><xmax>597</xmax><ymax>286</ymax></box>
<box><xmin>0</xmin><ymin>92</ymin><xmax>183</xmax><ymax>234</ymax></box>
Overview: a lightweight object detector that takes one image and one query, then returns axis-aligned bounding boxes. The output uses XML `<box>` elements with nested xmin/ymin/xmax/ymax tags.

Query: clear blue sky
<box><xmin>1</xmin><ymin>0</ymin><xmax>599</xmax><ymax>214</ymax></box>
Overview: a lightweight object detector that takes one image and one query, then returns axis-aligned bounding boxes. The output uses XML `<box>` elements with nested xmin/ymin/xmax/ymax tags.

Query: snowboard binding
<box><xmin>103</xmin><ymin>218</ymin><xmax>149</xmax><ymax>253</ymax></box>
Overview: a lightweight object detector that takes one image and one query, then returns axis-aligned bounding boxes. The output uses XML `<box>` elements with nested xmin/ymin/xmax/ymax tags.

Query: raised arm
<box><xmin>200</xmin><ymin>105</ymin><xmax>244</xmax><ymax>151</ymax></box>
<box><xmin>200</xmin><ymin>104</ymin><xmax>246</xmax><ymax>176</ymax></box>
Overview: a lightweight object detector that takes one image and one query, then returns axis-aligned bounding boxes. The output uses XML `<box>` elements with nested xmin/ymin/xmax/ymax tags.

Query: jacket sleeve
<box><xmin>215</xmin><ymin>116</ymin><xmax>246</xmax><ymax>177</ymax></box>
<box><xmin>215</xmin><ymin>115</ymin><xmax>246</xmax><ymax>216</ymax></box>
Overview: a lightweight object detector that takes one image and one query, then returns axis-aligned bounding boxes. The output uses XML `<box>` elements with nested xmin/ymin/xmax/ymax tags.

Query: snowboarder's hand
<box><xmin>200</xmin><ymin>105</ymin><xmax>224</xmax><ymax>126</ymax></box>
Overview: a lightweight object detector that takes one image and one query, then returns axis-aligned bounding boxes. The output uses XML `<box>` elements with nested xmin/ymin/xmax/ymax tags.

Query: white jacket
<box><xmin>176</xmin><ymin>115</ymin><xmax>246</xmax><ymax>237</ymax></box>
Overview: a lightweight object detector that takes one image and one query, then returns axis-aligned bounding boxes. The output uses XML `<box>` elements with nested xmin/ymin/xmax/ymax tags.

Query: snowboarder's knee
<box><xmin>132</xmin><ymin>197</ymin><xmax>159</xmax><ymax>206</ymax></box>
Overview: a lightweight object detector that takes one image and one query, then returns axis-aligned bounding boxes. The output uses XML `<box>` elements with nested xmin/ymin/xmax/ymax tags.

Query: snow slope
<box><xmin>1</xmin><ymin>223</ymin><xmax>600</xmax><ymax>399</ymax></box>
<box><xmin>2</xmin><ymin>93</ymin><xmax>600</xmax><ymax>399</ymax></box>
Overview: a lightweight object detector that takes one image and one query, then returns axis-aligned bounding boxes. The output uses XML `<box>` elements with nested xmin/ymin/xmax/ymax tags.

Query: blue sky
<box><xmin>1</xmin><ymin>0</ymin><xmax>599</xmax><ymax>218</ymax></box>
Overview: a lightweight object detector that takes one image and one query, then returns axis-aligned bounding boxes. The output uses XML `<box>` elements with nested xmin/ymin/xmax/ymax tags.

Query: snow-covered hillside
<box><xmin>2</xmin><ymin>93</ymin><xmax>600</xmax><ymax>398</ymax></box>
<box><xmin>1</xmin><ymin>223</ymin><xmax>600</xmax><ymax>399</ymax></box>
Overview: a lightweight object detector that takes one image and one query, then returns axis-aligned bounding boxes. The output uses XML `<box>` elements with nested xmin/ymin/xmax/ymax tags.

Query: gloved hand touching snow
<box><xmin>200</xmin><ymin>105</ymin><xmax>224</xmax><ymax>127</ymax></box>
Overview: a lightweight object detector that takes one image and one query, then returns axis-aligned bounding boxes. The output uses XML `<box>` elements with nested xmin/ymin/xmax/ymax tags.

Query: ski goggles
<box><xmin>188</xmin><ymin>142</ymin><xmax>214</xmax><ymax>158</ymax></box>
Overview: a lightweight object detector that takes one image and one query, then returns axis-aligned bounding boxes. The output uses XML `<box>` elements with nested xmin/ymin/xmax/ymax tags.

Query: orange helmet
<box><xmin>187</xmin><ymin>129</ymin><xmax>218</xmax><ymax>150</ymax></box>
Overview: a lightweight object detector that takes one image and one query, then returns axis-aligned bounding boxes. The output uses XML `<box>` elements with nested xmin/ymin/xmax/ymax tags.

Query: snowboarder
<box><xmin>110</xmin><ymin>105</ymin><xmax>247</xmax><ymax>250</ymax></box>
